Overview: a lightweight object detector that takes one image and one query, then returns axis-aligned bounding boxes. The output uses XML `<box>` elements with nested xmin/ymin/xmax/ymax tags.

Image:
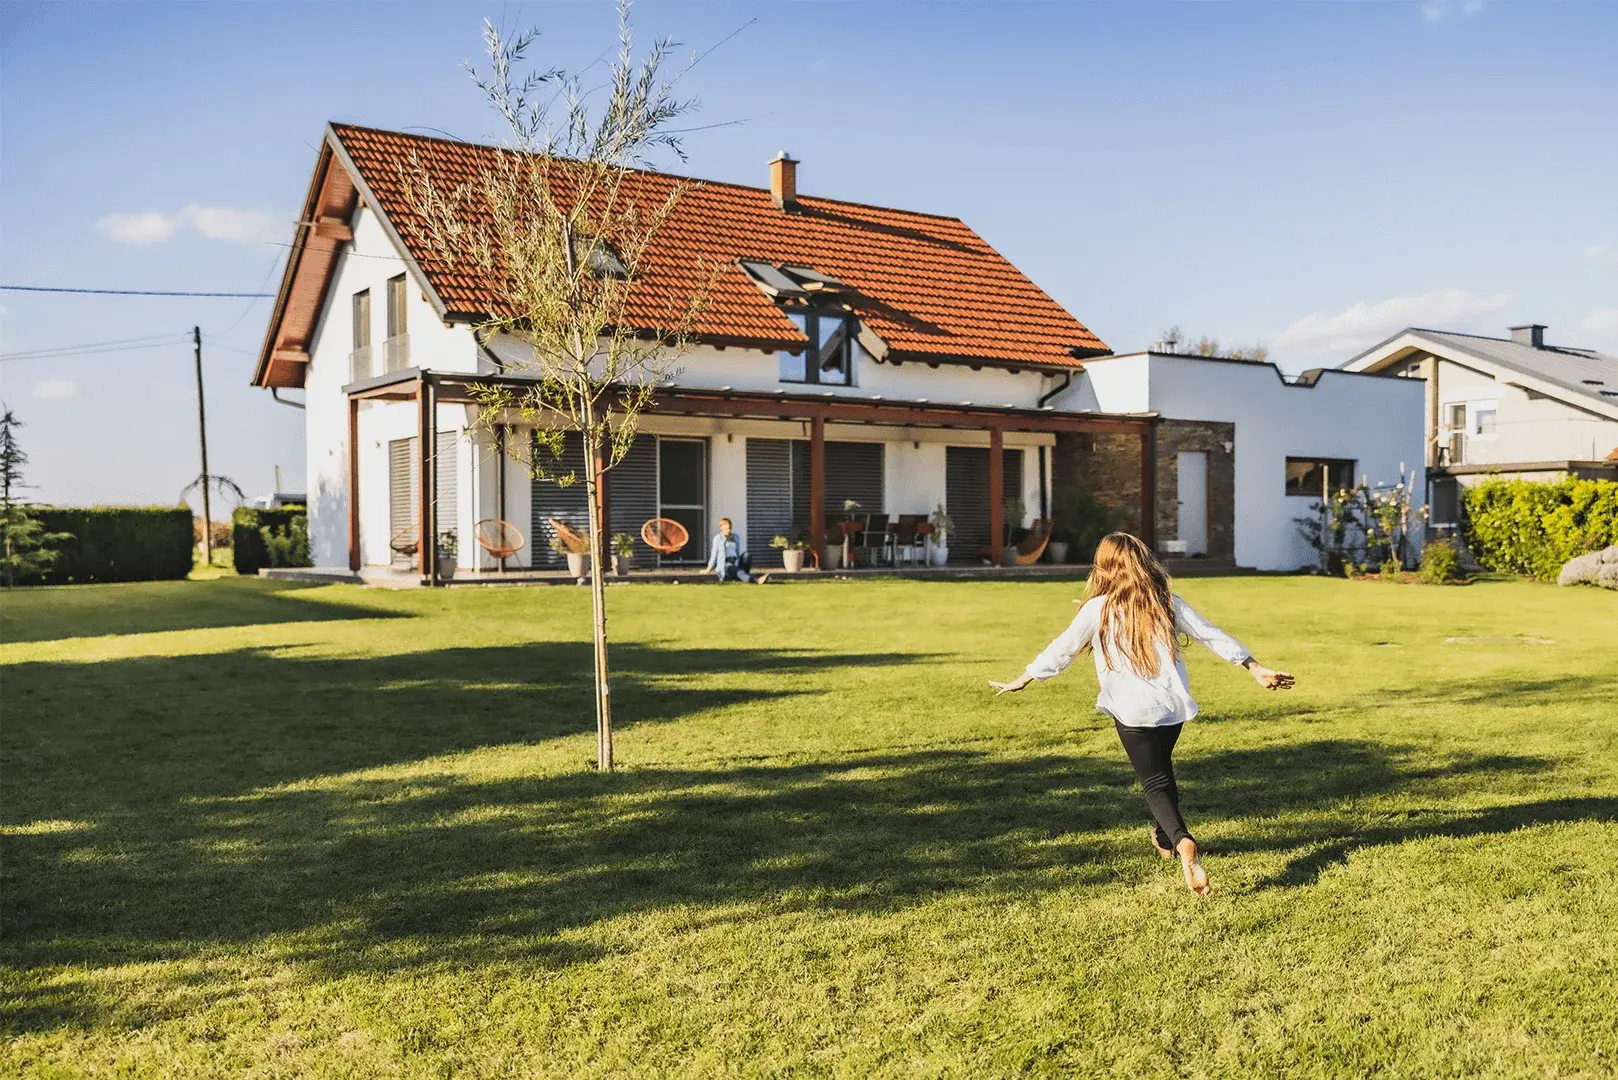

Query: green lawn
<box><xmin>2</xmin><ymin>574</ymin><xmax>1616</xmax><ymax>1078</ymax></box>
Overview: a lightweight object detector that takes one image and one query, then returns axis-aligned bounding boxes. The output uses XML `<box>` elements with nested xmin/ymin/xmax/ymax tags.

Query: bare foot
<box><xmin>1176</xmin><ymin>838</ymin><xmax>1211</xmax><ymax>896</ymax></box>
<box><xmin>1148</xmin><ymin>827</ymin><xmax>1173</xmax><ymax>861</ymax></box>
<box><xmin>756</xmin><ymin>572</ymin><xmax>771</xmax><ymax>585</ymax></box>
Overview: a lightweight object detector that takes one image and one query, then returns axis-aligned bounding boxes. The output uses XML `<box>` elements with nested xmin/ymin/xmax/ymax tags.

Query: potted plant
<box><xmin>436</xmin><ymin>530</ymin><xmax>458</xmax><ymax>581</ymax></box>
<box><xmin>1047</xmin><ymin>524</ymin><xmax>1070</xmax><ymax>565</ymax></box>
<box><xmin>929</xmin><ymin>504</ymin><xmax>953</xmax><ymax>566</ymax></box>
<box><xmin>611</xmin><ymin>532</ymin><xmax>636</xmax><ymax>577</ymax></box>
<box><xmin>551</xmin><ymin>532</ymin><xmax>591</xmax><ymax>580</ymax></box>
<box><xmin>771</xmin><ymin>533</ymin><xmax>808</xmax><ymax>573</ymax></box>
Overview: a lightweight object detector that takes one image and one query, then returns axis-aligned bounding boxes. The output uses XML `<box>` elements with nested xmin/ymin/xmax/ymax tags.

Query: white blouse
<box><xmin>1024</xmin><ymin>594</ymin><xmax>1252</xmax><ymax>728</ymax></box>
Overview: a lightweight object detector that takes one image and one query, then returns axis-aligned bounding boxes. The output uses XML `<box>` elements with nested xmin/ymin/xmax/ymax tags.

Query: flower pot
<box><xmin>612</xmin><ymin>554</ymin><xmax>632</xmax><ymax>577</ymax></box>
<box><xmin>436</xmin><ymin>554</ymin><xmax>457</xmax><ymax>581</ymax></box>
<box><xmin>824</xmin><ymin>546</ymin><xmax>843</xmax><ymax>570</ymax></box>
<box><xmin>1047</xmin><ymin>541</ymin><xmax>1069</xmax><ymax>564</ymax></box>
<box><xmin>566</xmin><ymin>552</ymin><xmax>587</xmax><ymax>579</ymax></box>
<box><xmin>932</xmin><ymin>543</ymin><xmax>949</xmax><ymax>566</ymax></box>
<box><xmin>781</xmin><ymin>549</ymin><xmax>805</xmax><ymax>573</ymax></box>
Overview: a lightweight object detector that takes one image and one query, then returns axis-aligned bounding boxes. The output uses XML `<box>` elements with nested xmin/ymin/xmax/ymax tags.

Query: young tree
<box><xmin>398</xmin><ymin>4</ymin><xmax>717</xmax><ymax>770</ymax></box>
<box><xmin>0</xmin><ymin>406</ymin><xmax>68</xmax><ymax>586</ymax></box>
<box><xmin>0</xmin><ymin>405</ymin><xmax>28</xmax><ymax>506</ymax></box>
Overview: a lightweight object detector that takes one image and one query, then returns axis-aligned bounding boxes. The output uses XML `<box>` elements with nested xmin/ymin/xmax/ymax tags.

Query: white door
<box><xmin>1176</xmin><ymin>451</ymin><xmax>1208</xmax><ymax>556</ymax></box>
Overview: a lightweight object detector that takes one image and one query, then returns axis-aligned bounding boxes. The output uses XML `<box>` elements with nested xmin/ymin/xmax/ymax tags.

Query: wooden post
<box><xmin>988</xmin><ymin>426</ymin><xmax>1005</xmax><ymax>567</ymax></box>
<box><xmin>347</xmin><ymin>396</ymin><xmax>360</xmax><ymax>571</ymax></box>
<box><xmin>594</xmin><ymin>440</ymin><xmax>610</xmax><ymax>573</ymax></box>
<box><xmin>495</xmin><ymin>424</ymin><xmax>508</xmax><ymax>572</ymax></box>
<box><xmin>809</xmin><ymin>416</ymin><xmax>826</xmax><ymax>568</ymax></box>
<box><xmin>1138</xmin><ymin>421</ymin><xmax>1157</xmax><ymax>552</ymax></box>
<box><xmin>418</xmin><ymin>378</ymin><xmax>435</xmax><ymax>581</ymax></box>
<box><xmin>193</xmin><ymin>326</ymin><xmax>213</xmax><ymax>568</ymax></box>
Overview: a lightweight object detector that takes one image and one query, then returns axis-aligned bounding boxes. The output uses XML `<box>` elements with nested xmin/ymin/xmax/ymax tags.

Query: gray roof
<box><xmin>1365</xmin><ymin>328</ymin><xmax>1618</xmax><ymax>411</ymax></box>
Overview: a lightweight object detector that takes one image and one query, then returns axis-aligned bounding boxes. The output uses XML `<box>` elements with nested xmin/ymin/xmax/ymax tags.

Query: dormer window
<box><xmin>779</xmin><ymin>311</ymin><xmax>855</xmax><ymax>386</ymax></box>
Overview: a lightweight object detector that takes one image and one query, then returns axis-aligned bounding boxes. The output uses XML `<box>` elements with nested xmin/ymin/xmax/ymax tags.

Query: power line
<box><xmin>1</xmin><ymin>285</ymin><xmax>274</xmax><ymax>298</ymax></box>
<box><xmin>0</xmin><ymin>337</ymin><xmax>191</xmax><ymax>362</ymax></box>
<box><xmin>0</xmin><ymin>333</ymin><xmax>187</xmax><ymax>359</ymax></box>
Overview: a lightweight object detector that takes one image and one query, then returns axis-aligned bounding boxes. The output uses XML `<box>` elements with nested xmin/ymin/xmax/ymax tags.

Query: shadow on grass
<box><xmin>0</xmin><ymin>576</ymin><xmax>404</xmax><ymax>644</ymax></box>
<box><xmin>4</xmin><ymin>650</ymin><xmax>1611</xmax><ymax>1036</ymax></box>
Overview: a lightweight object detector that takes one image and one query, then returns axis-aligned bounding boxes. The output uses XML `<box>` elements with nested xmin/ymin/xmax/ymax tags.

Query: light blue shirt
<box><xmin>705</xmin><ymin>531</ymin><xmax>743</xmax><ymax>572</ymax></box>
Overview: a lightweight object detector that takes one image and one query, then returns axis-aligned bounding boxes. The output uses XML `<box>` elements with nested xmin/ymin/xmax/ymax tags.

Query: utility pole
<box><xmin>193</xmin><ymin>326</ymin><xmax>213</xmax><ymax>567</ymax></box>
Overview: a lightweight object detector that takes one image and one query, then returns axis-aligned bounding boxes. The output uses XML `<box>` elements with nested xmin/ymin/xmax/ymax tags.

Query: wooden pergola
<box><xmin>345</xmin><ymin>368</ymin><xmax>1158</xmax><ymax>584</ymax></box>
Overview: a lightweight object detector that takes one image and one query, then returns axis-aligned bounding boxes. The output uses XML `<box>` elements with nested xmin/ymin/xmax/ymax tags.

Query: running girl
<box><xmin>989</xmin><ymin>532</ymin><xmax>1293</xmax><ymax>895</ymax></box>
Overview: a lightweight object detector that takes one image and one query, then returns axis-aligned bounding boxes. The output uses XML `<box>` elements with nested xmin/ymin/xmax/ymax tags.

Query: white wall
<box><xmin>1078</xmin><ymin>353</ymin><xmax>1426</xmax><ymax>571</ymax></box>
<box><xmin>303</xmin><ymin>204</ymin><xmax>481</xmax><ymax>568</ymax></box>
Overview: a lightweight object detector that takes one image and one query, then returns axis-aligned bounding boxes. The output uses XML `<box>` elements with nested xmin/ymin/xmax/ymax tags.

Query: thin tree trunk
<box><xmin>582</xmin><ymin>416</ymin><xmax>613</xmax><ymax>771</ymax></box>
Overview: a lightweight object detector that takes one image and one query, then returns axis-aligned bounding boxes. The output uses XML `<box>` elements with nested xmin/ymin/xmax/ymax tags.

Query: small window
<box><xmin>1285</xmin><ymin>457</ymin><xmax>1357</xmax><ymax>497</ymax></box>
<box><xmin>1446</xmin><ymin>403</ymin><xmax>1467</xmax><ymax>431</ymax></box>
<box><xmin>386</xmin><ymin>274</ymin><xmax>408</xmax><ymax>339</ymax></box>
<box><xmin>778</xmin><ymin>311</ymin><xmax>857</xmax><ymax>386</ymax></box>
<box><xmin>1472</xmin><ymin>406</ymin><xmax>1497</xmax><ymax>437</ymax></box>
<box><xmin>352</xmin><ymin>289</ymin><xmax>371</xmax><ymax>349</ymax></box>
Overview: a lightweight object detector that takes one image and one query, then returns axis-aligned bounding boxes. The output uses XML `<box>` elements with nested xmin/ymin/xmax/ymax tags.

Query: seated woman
<box><xmin>703</xmin><ymin>518</ymin><xmax>766</xmax><ymax>583</ymax></box>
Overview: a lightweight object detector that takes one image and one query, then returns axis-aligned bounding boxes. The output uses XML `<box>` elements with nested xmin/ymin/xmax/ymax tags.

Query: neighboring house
<box><xmin>252</xmin><ymin>123</ymin><xmax>1422</xmax><ymax>577</ymax></box>
<box><xmin>1050</xmin><ymin>352</ymin><xmax>1424</xmax><ymax>571</ymax></box>
<box><xmin>1340</xmin><ymin>325</ymin><xmax>1618</xmax><ymax>527</ymax></box>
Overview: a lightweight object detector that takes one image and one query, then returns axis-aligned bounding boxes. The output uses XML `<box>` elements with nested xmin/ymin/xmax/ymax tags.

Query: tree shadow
<box><xmin>6</xmin><ymin>717</ymin><xmax>1593</xmax><ymax>1036</ymax></box>
<box><xmin>0</xmin><ymin>576</ymin><xmax>404</xmax><ymax>644</ymax></box>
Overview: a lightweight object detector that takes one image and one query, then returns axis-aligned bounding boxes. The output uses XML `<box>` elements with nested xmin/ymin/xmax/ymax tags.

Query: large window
<box><xmin>384</xmin><ymin>275</ymin><xmax>409</xmax><ymax>371</ymax></box>
<box><xmin>1285</xmin><ymin>457</ymin><xmax>1356</xmax><ymax>498</ymax></box>
<box><xmin>779</xmin><ymin>310</ymin><xmax>856</xmax><ymax>386</ymax></box>
<box><xmin>349</xmin><ymin>289</ymin><xmax>372</xmax><ymax>382</ymax></box>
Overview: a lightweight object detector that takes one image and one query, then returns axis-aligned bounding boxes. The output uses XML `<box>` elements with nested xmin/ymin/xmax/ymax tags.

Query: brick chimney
<box><xmin>770</xmin><ymin>151</ymin><xmax>798</xmax><ymax>211</ymax></box>
<box><xmin>1509</xmin><ymin>323</ymin><xmax>1546</xmax><ymax>349</ymax></box>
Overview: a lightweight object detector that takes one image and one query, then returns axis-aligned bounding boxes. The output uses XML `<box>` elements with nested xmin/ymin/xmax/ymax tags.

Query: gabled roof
<box><xmin>254</xmin><ymin>123</ymin><xmax>1108</xmax><ymax>388</ymax></box>
<box><xmin>1341</xmin><ymin>327</ymin><xmax>1618</xmax><ymax>422</ymax></box>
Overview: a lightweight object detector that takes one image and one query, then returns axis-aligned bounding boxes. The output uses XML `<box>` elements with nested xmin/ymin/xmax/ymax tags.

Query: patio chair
<box><xmin>1013</xmin><ymin>518</ymin><xmax>1053</xmax><ymax>566</ymax></box>
<box><xmin>389</xmin><ymin>529</ymin><xmax>419</xmax><ymax>568</ymax></box>
<box><xmin>547</xmin><ymin>519</ymin><xmax>592</xmax><ymax>556</ymax></box>
<box><xmin>893</xmin><ymin>514</ymin><xmax>928</xmax><ymax>566</ymax></box>
<box><xmin>857</xmin><ymin>513</ymin><xmax>894</xmax><ymax>567</ymax></box>
<box><xmin>475</xmin><ymin>518</ymin><xmax>525</xmax><ymax>569</ymax></box>
<box><xmin>640</xmin><ymin>517</ymin><xmax>690</xmax><ymax>557</ymax></box>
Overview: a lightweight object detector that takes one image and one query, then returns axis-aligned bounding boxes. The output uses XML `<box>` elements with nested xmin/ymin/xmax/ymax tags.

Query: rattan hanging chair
<box><xmin>547</xmin><ymin>518</ymin><xmax>591</xmax><ymax>554</ymax></box>
<box><xmin>640</xmin><ymin>517</ymin><xmax>690</xmax><ymax>555</ymax></box>
<box><xmin>1014</xmin><ymin>518</ymin><xmax>1053</xmax><ymax>566</ymax></box>
<box><xmin>389</xmin><ymin>529</ymin><xmax>419</xmax><ymax>567</ymax></box>
<box><xmin>474</xmin><ymin>518</ymin><xmax>525</xmax><ymax>561</ymax></box>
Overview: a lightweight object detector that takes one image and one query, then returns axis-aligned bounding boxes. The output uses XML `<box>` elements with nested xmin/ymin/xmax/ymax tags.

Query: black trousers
<box><xmin>1113</xmin><ymin>720</ymin><xmax>1193</xmax><ymax>851</ymax></box>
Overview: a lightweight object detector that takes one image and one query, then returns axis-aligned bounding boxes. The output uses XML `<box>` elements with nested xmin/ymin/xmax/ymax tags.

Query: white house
<box><xmin>1340</xmin><ymin>325</ymin><xmax>1618</xmax><ymax>526</ymax></box>
<box><xmin>252</xmin><ymin>123</ymin><xmax>1424</xmax><ymax>579</ymax></box>
<box><xmin>1055</xmin><ymin>352</ymin><xmax>1426</xmax><ymax>571</ymax></box>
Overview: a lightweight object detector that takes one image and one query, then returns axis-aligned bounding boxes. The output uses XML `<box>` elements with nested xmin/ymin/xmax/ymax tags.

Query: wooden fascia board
<box><xmin>324</xmin><ymin>124</ymin><xmax>452</xmax><ymax>323</ymax></box>
<box><xmin>646</xmin><ymin>390</ymin><xmax>1145</xmax><ymax>433</ymax></box>
<box><xmin>254</xmin><ymin>141</ymin><xmax>334</xmax><ymax>387</ymax></box>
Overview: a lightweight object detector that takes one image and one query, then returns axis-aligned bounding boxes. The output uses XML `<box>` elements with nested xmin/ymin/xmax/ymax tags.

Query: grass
<box><xmin>2</xmin><ymin>573</ymin><xmax>1616</xmax><ymax>1078</ymax></box>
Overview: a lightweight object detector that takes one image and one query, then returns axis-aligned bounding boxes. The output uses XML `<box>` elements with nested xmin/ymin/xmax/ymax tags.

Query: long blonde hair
<box><xmin>1084</xmin><ymin>532</ymin><xmax>1177</xmax><ymax>678</ymax></box>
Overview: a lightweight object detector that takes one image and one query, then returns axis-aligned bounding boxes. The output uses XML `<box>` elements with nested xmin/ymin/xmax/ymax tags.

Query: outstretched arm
<box><xmin>991</xmin><ymin>599</ymin><xmax>1101</xmax><ymax>695</ymax></box>
<box><xmin>1174</xmin><ymin>596</ymin><xmax>1294</xmax><ymax>691</ymax></box>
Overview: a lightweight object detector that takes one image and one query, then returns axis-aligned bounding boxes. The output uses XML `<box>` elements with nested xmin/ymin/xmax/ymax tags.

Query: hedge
<box><xmin>1462</xmin><ymin>476</ymin><xmax>1618</xmax><ymax>581</ymax></box>
<box><xmin>31</xmin><ymin>506</ymin><xmax>195</xmax><ymax>584</ymax></box>
<box><xmin>232</xmin><ymin>505</ymin><xmax>308</xmax><ymax>574</ymax></box>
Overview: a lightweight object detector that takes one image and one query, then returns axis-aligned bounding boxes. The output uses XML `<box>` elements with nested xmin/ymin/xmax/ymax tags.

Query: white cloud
<box><xmin>1275</xmin><ymin>289</ymin><xmax>1512</xmax><ymax>356</ymax></box>
<box><xmin>95</xmin><ymin>204</ymin><xmax>278</xmax><ymax>245</ymax></box>
<box><xmin>1577</xmin><ymin>308</ymin><xmax>1618</xmax><ymax>352</ymax></box>
<box><xmin>1422</xmin><ymin>0</ymin><xmax>1486</xmax><ymax>23</ymax></box>
<box><xmin>96</xmin><ymin>211</ymin><xmax>176</xmax><ymax>245</ymax></box>
<box><xmin>1587</xmin><ymin>243</ymin><xmax>1616</xmax><ymax>265</ymax></box>
<box><xmin>34</xmin><ymin>379</ymin><xmax>81</xmax><ymax>401</ymax></box>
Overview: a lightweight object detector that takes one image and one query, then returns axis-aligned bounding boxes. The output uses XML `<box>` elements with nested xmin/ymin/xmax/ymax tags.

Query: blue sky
<box><xmin>2</xmin><ymin>0</ymin><xmax>1614</xmax><ymax>508</ymax></box>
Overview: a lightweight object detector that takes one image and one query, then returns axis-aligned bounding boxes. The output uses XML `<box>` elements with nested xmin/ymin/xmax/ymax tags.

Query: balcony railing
<box><xmin>349</xmin><ymin>344</ymin><xmax>373</xmax><ymax>384</ymax></box>
<box><xmin>383</xmin><ymin>334</ymin><xmax>410</xmax><ymax>373</ymax></box>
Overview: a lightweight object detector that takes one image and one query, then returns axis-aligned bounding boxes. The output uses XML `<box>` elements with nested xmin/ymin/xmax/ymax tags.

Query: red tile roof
<box><xmin>327</xmin><ymin>123</ymin><xmax>1106</xmax><ymax>369</ymax></box>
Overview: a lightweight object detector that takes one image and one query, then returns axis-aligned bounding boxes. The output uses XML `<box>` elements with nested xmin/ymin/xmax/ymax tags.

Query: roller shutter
<box><xmin>746</xmin><ymin>438</ymin><xmax>794</xmax><ymax>567</ymax></box>
<box><xmin>389</xmin><ymin>437</ymin><xmax>417</xmax><ymax>560</ymax></box>
<box><xmin>944</xmin><ymin>446</ymin><xmax>1023</xmax><ymax>561</ymax></box>
<box><xmin>530</xmin><ymin>432</ymin><xmax>589</xmax><ymax>569</ymax></box>
<box><xmin>609</xmin><ymin>435</ymin><xmax>659</xmax><ymax>564</ymax></box>
<box><xmin>435</xmin><ymin>432</ymin><xmax>458</xmax><ymax>552</ymax></box>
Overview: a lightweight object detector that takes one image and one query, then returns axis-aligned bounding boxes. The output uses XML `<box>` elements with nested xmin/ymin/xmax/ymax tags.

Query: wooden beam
<box><xmin>809</xmin><ymin>416</ymin><xmax>826</xmax><ymax>569</ymax></box>
<box><xmin>272</xmin><ymin>348</ymin><xmax>310</xmax><ymax>365</ymax></box>
<box><xmin>643</xmin><ymin>390</ymin><xmax>1147</xmax><ymax>435</ymax></box>
<box><xmin>1138</xmin><ymin>422</ymin><xmax>1158</xmax><ymax>551</ymax></box>
<box><xmin>593</xmin><ymin>439</ymin><xmax>610</xmax><ymax>573</ymax></box>
<box><xmin>989</xmin><ymin>427</ymin><xmax>1005</xmax><ymax>566</ymax></box>
<box><xmin>313</xmin><ymin>216</ymin><xmax>354</xmax><ymax>242</ymax></box>
<box><xmin>347</xmin><ymin>397</ymin><xmax>360</xmax><ymax>572</ymax></box>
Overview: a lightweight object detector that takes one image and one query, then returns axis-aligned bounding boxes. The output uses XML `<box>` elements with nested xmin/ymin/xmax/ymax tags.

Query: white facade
<box><xmin>1057</xmin><ymin>352</ymin><xmax>1426</xmax><ymax>571</ymax></box>
<box><xmin>300</xmin><ymin>206</ymin><xmax>1064</xmax><ymax>571</ymax></box>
